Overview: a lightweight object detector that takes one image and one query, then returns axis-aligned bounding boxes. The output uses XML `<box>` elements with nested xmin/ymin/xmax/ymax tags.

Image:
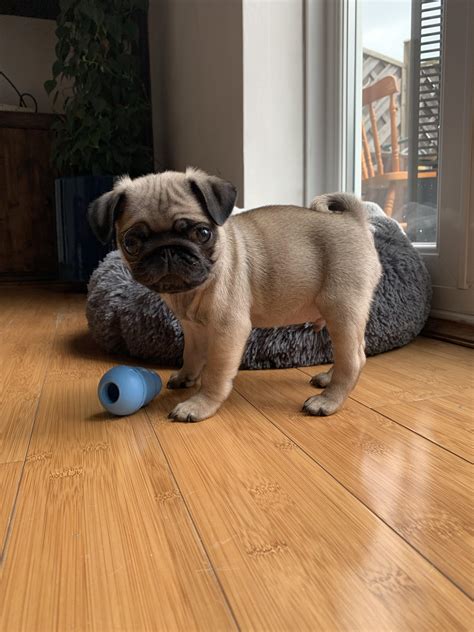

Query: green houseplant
<box><xmin>45</xmin><ymin>0</ymin><xmax>152</xmax><ymax>281</ymax></box>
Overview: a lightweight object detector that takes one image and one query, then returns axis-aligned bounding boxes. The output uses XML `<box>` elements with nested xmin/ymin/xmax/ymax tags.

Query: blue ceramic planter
<box><xmin>55</xmin><ymin>175</ymin><xmax>115</xmax><ymax>282</ymax></box>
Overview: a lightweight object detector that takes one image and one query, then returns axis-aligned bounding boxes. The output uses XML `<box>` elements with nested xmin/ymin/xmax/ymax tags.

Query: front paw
<box><xmin>302</xmin><ymin>394</ymin><xmax>342</xmax><ymax>416</ymax></box>
<box><xmin>167</xmin><ymin>372</ymin><xmax>198</xmax><ymax>389</ymax></box>
<box><xmin>168</xmin><ymin>394</ymin><xmax>220</xmax><ymax>423</ymax></box>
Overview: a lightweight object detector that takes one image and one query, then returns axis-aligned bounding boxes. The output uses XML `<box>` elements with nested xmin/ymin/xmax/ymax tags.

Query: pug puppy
<box><xmin>88</xmin><ymin>168</ymin><xmax>381</xmax><ymax>422</ymax></box>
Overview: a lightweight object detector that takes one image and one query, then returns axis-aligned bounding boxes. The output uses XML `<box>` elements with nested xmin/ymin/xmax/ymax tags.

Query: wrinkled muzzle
<box><xmin>130</xmin><ymin>241</ymin><xmax>212</xmax><ymax>294</ymax></box>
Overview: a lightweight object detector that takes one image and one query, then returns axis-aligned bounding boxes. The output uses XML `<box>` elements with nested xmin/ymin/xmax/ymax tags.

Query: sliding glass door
<box><xmin>328</xmin><ymin>0</ymin><xmax>473</xmax><ymax>321</ymax></box>
<box><xmin>361</xmin><ymin>0</ymin><xmax>441</xmax><ymax>246</ymax></box>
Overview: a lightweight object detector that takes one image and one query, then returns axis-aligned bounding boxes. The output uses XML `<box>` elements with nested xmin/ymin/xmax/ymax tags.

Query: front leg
<box><xmin>167</xmin><ymin>320</ymin><xmax>208</xmax><ymax>389</ymax></box>
<box><xmin>169</xmin><ymin>319</ymin><xmax>251</xmax><ymax>422</ymax></box>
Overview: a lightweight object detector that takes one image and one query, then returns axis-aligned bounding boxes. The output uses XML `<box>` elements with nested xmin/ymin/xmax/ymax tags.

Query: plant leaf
<box><xmin>44</xmin><ymin>79</ymin><xmax>57</xmax><ymax>95</ymax></box>
<box><xmin>52</xmin><ymin>60</ymin><xmax>64</xmax><ymax>78</ymax></box>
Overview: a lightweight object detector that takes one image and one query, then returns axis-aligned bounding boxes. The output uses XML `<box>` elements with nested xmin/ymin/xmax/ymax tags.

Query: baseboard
<box><xmin>422</xmin><ymin>317</ymin><xmax>474</xmax><ymax>348</ymax></box>
<box><xmin>0</xmin><ymin>279</ymin><xmax>87</xmax><ymax>293</ymax></box>
<box><xmin>429</xmin><ymin>308</ymin><xmax>474</xmax><ymax>325</ymax></box>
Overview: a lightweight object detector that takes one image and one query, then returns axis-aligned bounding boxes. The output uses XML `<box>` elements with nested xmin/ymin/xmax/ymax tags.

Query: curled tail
<box><xmin>310</xmin><ymin>192</ymin><xmax>367</xmax><ymax>224</ymax></box>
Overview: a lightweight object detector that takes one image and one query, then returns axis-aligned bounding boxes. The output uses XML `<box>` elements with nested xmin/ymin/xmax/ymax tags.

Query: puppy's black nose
<box><xmin>155</xmin><ymin>245</ymin><xmax>197</xmax><ymax>266</ymax></box>
<box><xmin>146</xmin><ymin>248</ymin><xmax>170</xmax><ymax>274</ymax></box>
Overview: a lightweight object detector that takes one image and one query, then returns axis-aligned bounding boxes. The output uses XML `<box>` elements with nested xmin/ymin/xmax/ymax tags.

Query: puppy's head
<box><xmin>88</xmin><ymin>168</ymin><xmax>237</xmax><ymax>294</ymax></box>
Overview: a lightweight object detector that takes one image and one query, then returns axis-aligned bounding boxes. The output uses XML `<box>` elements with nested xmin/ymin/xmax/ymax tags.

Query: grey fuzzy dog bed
<box><xmin>86</xmin><ymin>203</ymin><xmax>431</xmax><ymax>368</ymax></box>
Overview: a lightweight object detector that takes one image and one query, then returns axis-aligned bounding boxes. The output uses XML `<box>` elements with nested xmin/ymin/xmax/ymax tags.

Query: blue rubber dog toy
<box><xmin>98</xmin><ymin>366</ymin><xmax>162</xmax><ymax>416</ymax></box>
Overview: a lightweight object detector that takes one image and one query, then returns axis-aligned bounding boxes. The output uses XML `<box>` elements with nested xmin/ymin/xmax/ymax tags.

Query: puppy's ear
<box><xmin>187</xmin><ymin>169</ymin><xmax>237</xmax><ymax>226</ymax></box>
<box><xmin>88</xmin><ymin>189</ymin><xmax>126</xmax><ymax>244</ymax></box>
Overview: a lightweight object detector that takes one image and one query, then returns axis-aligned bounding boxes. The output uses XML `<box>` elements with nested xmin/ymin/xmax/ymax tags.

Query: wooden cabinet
<box><xmin>0</xmin><ymin>111</ymin><xmax>57</xmax><ymax>279</ymax></box>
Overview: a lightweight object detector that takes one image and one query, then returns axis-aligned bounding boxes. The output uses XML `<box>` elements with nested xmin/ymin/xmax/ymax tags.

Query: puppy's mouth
<box><xmin>149</xmin><ymin>274</ymin><xmax>204</xmax><ymax>294</ymax></box>
<box><xmin>130</xmin><ymin>244</ymin><xmax>212</xmax><ymax>294</ymax></box>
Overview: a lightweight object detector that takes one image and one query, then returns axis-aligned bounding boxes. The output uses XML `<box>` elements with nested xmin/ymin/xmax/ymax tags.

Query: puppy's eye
<box><xmin>194</xmin><ymin>226</ymin><xmax>212</xmax><ymax>243</ymax></box>
<box><xmin>121</xmin><ymin>223</ymin><xmax>149</xmax><ymax>256</ymax></box>
<box><xmin>123</xmin><ymin>233</ymin><xmax>142</xmax><ymax>256</ymax></box>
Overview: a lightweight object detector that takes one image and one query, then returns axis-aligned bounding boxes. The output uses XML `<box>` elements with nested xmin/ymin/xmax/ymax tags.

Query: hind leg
<box><xmin>304</xmin><ymin>304</ymin><xmax>368</xmax><ymax>416</ymax></box>
<box><xmin>310</xmin><ymin>316</ymin><xmax>332</xmax><ymax>387</ymax></box>
<box><xmin>310</xmin><ymin>367</ymin><xmax>333</xmax><ymax>388</ymax></box>
<box><xmin>310</xmin><ymin>338</ymin><xmax>365</xmax><ymax>389</ymax></box>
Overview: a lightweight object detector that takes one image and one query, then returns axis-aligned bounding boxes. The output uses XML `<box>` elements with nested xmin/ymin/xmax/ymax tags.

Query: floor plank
<box><xmin>302</xmin><ymin>341</ymin><xmax>474</xmax><ymax>458</ymax></box>
<box><xmin>376</xmin><ymin>388</ymin><xmax>473</xmax><ymax>461</ymax></box>
<box><xmin>0</xmin><ymin>462</ymin><xmax>22</xmax><ymax>554</ymax></box>
<box><xmin>0</xmin><ymin>289</ymin><xmax>62</xmax><ymax>566</ymax></box>
<box><xmin>233</xmin><ymin>368</ymin><xmax>474</xmax><ymax>597</ymax></box>
<box><xmin>148</xmin><ymin>382</ymin><xmax>472</xmax><ymax>631</ymax></box>
<box><xmin>0</xmin><ymin>289</ymin><xmax>60</xmax><ymax>464</ymax></box>
<box><xmin>362</xmin><ymin>342</ymin><xmax>472</xmax><ymax>391</ymax></box>
<box><xmin>0</xmin><ymin>309</ymin><xmax>235</xmax><ymax>632</ymax></box>
<box><xmin>299</xmin><ymin>341</ymin><xmax>473</xmax><ymax>420</ymax></box>
<box><xmin>345</xmin><ymin>361</ymin><xmax>461</xmax><ymax>409</ymax></box>
<box><xmin>414</xmin><ymin>336</ymin><xmax>474</xmax><ymax>361</ymax></box>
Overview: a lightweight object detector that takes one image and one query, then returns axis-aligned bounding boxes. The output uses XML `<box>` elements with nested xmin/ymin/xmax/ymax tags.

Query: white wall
<box><xmin>243</xmin><ymin>0</ymin><xmax>304</xmax><ymax>207</ymax></box>
<box><xmin>148</xmin><ymin>0</ymin><xmax>244</xmax><ymax>196</ymax></box>
<box><xmin>0</xmin><ymin>16</ymin><xmax>60</xmax><ymax>114</ymax></box>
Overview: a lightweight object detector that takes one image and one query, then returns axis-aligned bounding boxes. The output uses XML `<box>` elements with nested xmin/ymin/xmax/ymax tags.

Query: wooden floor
<box><xmin>0</xmin><ymin>287</ymin><xmax>472</xmax><ymax>631</ymax></box>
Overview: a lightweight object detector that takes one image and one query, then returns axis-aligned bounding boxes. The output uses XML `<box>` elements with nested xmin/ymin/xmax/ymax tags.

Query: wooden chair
<box><xmin>361</xmin><ymin>74</ymin><xmax>436</xmax><ymax>218</ymax></box>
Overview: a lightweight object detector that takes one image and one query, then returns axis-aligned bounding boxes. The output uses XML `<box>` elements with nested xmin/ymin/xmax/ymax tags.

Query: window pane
<box><xmin>360</xmin><ymin>0</ymin><xmax>443</xmax><ymax>245</ymax></box>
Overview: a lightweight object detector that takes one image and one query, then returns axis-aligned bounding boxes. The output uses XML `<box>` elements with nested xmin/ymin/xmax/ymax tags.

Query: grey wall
<box><xmin>148</xmin><ymin>0</ymin><xmax>306</xmax><ymax>207</ymax></box>
<box><xmin>148</xmin><ymin>0</ymin><xmax>244</xmax><ymax>196</ymax></box>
